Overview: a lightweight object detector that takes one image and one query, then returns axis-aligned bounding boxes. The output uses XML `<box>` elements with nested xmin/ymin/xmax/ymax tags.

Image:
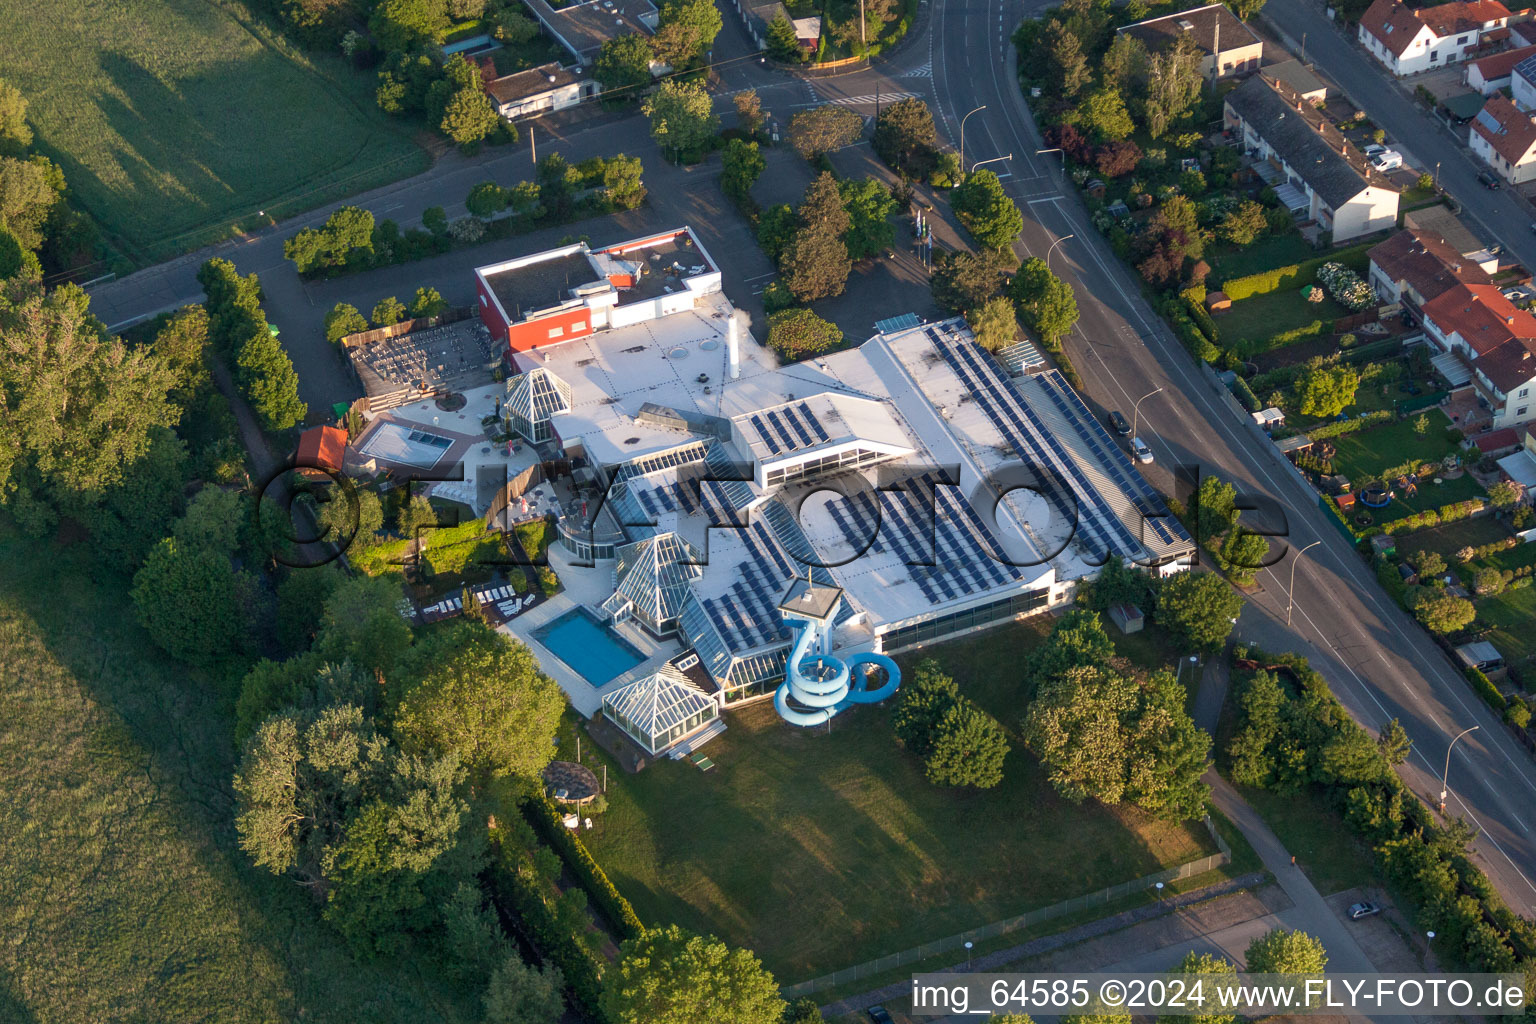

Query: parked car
<box><xmin>1130</xmin><ymin>437</ymin><xmax>1154</xmax><ymax>464</ymax></box>
<box><xmin>867</xmin><ymin>1007</ymin><xmax>895</xmax><ymax>1024</ymax></box>
<box><xmin>1109</xmin><ymin>410</ymin><xmax>1131</xmax><ymax>435</ymax></box>
<box><xmin>1363</xmin><ymin>143</ymin><xmax>1387</xmax><ymax>158</ymax></box>
<box><xmin>1369</xmin><ymin>150</ymin><xmax>1402</xmax><ymax>171</ymax></box>
<box><xmin>1348</xmin><ymin>901</ymin><xmax>1381</xmax><ymax>920</ymax></box>
<box><xmin>1479</xmin><ymin>170</ymin><xmax>1502</xmax><ymax>190</ymax></box>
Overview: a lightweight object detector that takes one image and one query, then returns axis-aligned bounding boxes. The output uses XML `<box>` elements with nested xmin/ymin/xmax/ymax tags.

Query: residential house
<box><xmin>1469</xmin><ymin>92</ymin><xmax>1536</xmax><ymax>182</ymax></box>
<box><xmin>485</xmin><ymin>62</ymin><xmax>595</xmax><ymax>119</ymax></box>
<box><xmin>733</xmin><ymin>0</ymin><xmax>820</xmax><ymax>53</ymax></box>
<box><xmin>1116</xmin><ymin>4</ymin><xmax>1263</xmax><ymax>79</ymax></box>
<box><xmin>1367</xmin><ymin>226</ymin><xmax>1494</xmax><ymax>307</ymax></box>
<box><xmin>1358</xmin><ymin>0</ymin><xmax>1512</xmax><ymax>76</ymax></box>
<box><xmin>1420</xmin><ymin>283</ymin><xmax>1536</xmax><ymax>428</ymax></box>
<box><xmin>1223</xmin><ymin>76</ymin><xmax>1400</xmax><ymax>242</ymax></box>
<box><xmin>522</xmin><ymin>0</ymin><xmax>659</xmax><ymax>66</ymax></box>
<box><xmin>1512</xmin><ymin>51</ymin><xmax>1536</xmax><ymax>108</ymax></box>
<box><xmin>1466</xmin><ymin>43</ymin><xmax>1536</xmax><ymax>92</ymax></box>
<box><xmin>1260</xmin><ymin>58</ymin><xmax>1328</xmax><ymax>103</ymax></box>
<box><xmin>1496</xmin><ymin>423</ymin><xmax>1536</xmax><ymax>491</ymax></box>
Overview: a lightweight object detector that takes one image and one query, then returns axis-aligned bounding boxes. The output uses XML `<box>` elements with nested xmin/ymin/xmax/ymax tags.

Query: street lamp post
<box><xmin>1036</xmin><ymin>147</ymin><xmax>1066</xmax><ymax>167</ymax></box>
<box><xmin>960</xmin><ymin>105</ymin><xmax>987</xmax><ymax>175</ymax></box>
<box><xmin>1045</xmin><ymin>233</ymin><xmax>1075</xmax><ymax>268</ymax></box>
<box><xmin>1439</xmin><ymin>725</ymin><xmax>1480</xmax><ymax>814</ymax></box>
<box><xmin>1131</xmin><ymin>386</ymin><xmax>1164</xmax><ymax>438</ymax></box>
<box><xmin>1174</xmin><ymin>654</ymin><xmax>1198</xmax><ymax>687</ymax></box>
<box><xmin>964</xmin><ymin>940</ymin><xmax>974</xmax><ymax>970</ymax></box>
<box><xmin>1287</xmin><ymin>539</ymin><xmax>1322</xmax><ymax>627</ymax></box>
<box><xmin>971</xmin><ymin>154</ymin><xmax>1012</xmax><ymax>174</ymax></box>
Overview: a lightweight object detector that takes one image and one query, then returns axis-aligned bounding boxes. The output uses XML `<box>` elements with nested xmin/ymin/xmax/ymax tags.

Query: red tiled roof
<box><xmin>296</xmin><ymin>425</ymin><xmax>347</xmax><ymax>472</ymax></box>
<box><xmin>1473</xmin><ymin>336</ymin><xmax>1536</xmax><ymax>390</ymax></box>
<box><xmin>1360</xmin><ymin>0</ymin><xmax>1431</xmax><ymax>56</ymax></box>
<box><xmin>1422</xmin><ymin>282</ymin><xmax>1536</xmax><ymax>355</ymax></box>
<box><xmin>1369</xmin><ymin>227</ymin><xmax>1493</xmax><ymax>301</ymax></box>
<box><xmin>1418</xmin><ymin>0</ymin><xmax>1511</xmax><ymax>35</ymax></box>
<box><xmin>1468</xmin><ymin>42</ymin><xmax>1536</xmax><ymax>80</ymax></box>
<box><xmin>1473</xmin><ymin>426</ymin><xmax>1519</xmax><ymax>450</ymax></box>
<box><xmin>1471</xmin><ymin>92</ymin><xmax>1536</xmax><ymax>167</ymax></box>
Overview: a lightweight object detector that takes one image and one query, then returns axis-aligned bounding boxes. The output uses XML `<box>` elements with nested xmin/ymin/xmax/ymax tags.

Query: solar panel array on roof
<box><xmin>825</xmin><ymin>471</ymin><xmax>1025</xmax><ymax>606</ymax></box>
<box><xmin>1476</xmin><ymin>107</ymin><xmax>1507</xmax><ymax>135</ymax></box>
<box><xmin>874</xmin><ymin>312</ymin><xmax>922</xmax><ymax>334</ymax></box>
<box><xmin>927</xmin><ymin>327</ymin><xmax>1143</xmax><ymax>561</ymax></box>
<box><xmin>747</xmin><ymin>402</ymin><xmax>831</xmax><ymax>457</ymax></box>
<box><xmin>704</xmin><ymin>441</ymin><xmax>756</xmax><ymax>510</ymax></box>
<box><xmin>696</xmin><ymin>519</ymin><xmax>798</xmax><ymax>652</ymax></box>
<box><xmin>1030</xmin><ymin>370</ymin><xmax>1190</xmax><ymax>550</ymax></box>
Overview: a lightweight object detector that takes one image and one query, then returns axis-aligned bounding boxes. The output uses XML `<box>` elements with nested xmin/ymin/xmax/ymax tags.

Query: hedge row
<box><xmin>487</xmin><ymin>827</ymin><xmax>609</xmax><ymax>1022</ymax></box>
<box><xmin>1304</xmin><ymin>409</ymin><xmax>1392</xmax><ymax>440</ymax></box>
<box><xmin>1391</xmin><ymin>498</ymin><xmax>1485</xmax><ymax>536</ymax></box>
<box><xmin>1171</xmin><ymin>310</ymin><xmax>1220</xmax><ymax>362</ymax></box>
<box><xmin>523</xmin><ymin>793</ymin><xmax>644</xmax><ymax>942</ymax></box>
<box><xmin>1465</xmin><ymin>666</ymin><xmax>1507</xmax><ymax>717</ymax></box>
<box><xmin>1235</xmin><ymin>649</ymin><xmax>1534</xmax><ymax>972</ymax></box>
<box><xmin>1231</xmin><ymin>373</ymin><xmax>1260</xmax><ymax>413</ymax></box>
<box><xmin>1185</xmin><ymin>295</ymin><xmax>1221</xmax><ymax>346</ymax></box>
<box><xmin>1219</xmin><ymin>243</ymin><xmax>1373</xmax><ymax>301</ymax></box>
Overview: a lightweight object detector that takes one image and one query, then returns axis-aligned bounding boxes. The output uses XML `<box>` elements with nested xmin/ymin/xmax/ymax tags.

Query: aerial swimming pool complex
<box><xmin>533</xmin><ymin>608</ymin><xmax>646</xmax><ymax>686</ymax></box>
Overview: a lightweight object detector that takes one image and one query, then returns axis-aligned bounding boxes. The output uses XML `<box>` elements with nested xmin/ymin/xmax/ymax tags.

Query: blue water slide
<box><xmin>843</xmin><ymin>653</ymin><xmax>900</xmax><ymax>703</ymax></box>
<box><xmin>774</xmin><ymin>625</ymin><xmax>901</xmax><ymax>726</ymax></box>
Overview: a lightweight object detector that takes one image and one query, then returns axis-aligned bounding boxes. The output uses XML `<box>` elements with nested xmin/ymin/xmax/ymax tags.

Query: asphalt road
<box><xmin>1261</xmin><ymin>0</ymin><xmax>1536</xmax><ymax>262</ymax></box>
<box><xmin>76</xmin><ymin>0</ymin><xmax>1536</xmax><ymax>918</ymax></box>
<box><xmin>905</xmin><ymin>0</ymin><xmax>1536</xmax><ymax>917</ymax></box>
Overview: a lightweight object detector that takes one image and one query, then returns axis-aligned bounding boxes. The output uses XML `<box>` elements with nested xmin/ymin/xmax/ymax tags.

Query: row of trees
<box><xmin>0</xmin><ymin>78</ymin><xmax>97</xmax><ymax>279</ymax></box>
<box><xmin>324</xmin><ymin>287</ymin><xmax>448</xmax><ymax>343</ymax></box>
<box><xmin>1192</xmin><ymin>473</ymin><xmax>1275</xmax><ymax>588</ymax></box>
<box><xmin>1225</xmin><ymin>647</ymin><xmax>1532</xmax><ymax>972</ymax></box>
<box><xmin>755</xmin><ymin>169</ymin><xmax>898</xmax><ymax>307</ymax></box>
<box><xmin>196</xmin><ymin>259</ymin><xmax>307</xmax><ymax>431</ymax></box>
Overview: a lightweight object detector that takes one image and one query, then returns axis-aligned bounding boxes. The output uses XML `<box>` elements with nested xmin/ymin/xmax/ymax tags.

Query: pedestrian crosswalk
<box><xmin>828</xmin><ymin>90</ymin><xmax>922</xmax><ymax>106</ymax></box>
<box><xmin>901</xmin><ymin>61</ymin><xmax>933</xmax><ymax>78</ymax></box>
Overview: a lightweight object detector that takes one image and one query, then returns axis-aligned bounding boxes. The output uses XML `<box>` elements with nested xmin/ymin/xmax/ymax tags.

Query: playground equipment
<box><xmin>1360</xmin><ymin>484</ymin><xmax>1391</xmax><ymax>508</ymax></box>
<box><xmin>773</xmin><ymin>577</ymin><xmax>900</xmax><ymax>727</ymax></box>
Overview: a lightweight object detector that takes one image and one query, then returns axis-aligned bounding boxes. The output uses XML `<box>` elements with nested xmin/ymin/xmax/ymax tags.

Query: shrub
<box><xmin>1465</xmin><ymin>667</ymin><xmax>1506</xmax><ymax>716</ymax></box>
<box><xmin>1305</xmin><ymin>409</ymin><xmax>1390</xmax><ymax>440</ymax></box>
<box><xmin>1231</xmin><ymin>374</ymin><xmax>1260</xmax><ymax>413</ymax></box>
<box><xmin>1317</xmin><ymin>261</ymin><xmax>1374</xmax><ymax>311</ymax></box>
<box><xmin>1218</xmin><ymin>245</ymin><xmax>1372</xmax><ymax>301</ymax></box>
<box><xmin>523</xmin><ymin>794</ymin><xmax>644</xmax><ymax>941</ymax></box>
<box><xmin>766</xmin><ymin>308</ymin><xmax>842</xmax><ymax>360</ymax></box>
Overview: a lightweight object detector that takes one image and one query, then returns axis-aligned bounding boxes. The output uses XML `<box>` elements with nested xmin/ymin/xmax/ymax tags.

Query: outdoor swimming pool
<box><xmin>358</xmin><ymin>421</ymin><xmax>455</xmax><ymax>467</ymax></box>
<box><xmin>533</xmin><ymin>608</ymin><xmax>645</xmax><ymax>686</ymax></box>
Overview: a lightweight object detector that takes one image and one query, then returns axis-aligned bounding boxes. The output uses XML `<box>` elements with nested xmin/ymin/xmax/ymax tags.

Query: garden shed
<box><xmin>1107</xmin><ymin>603</ymin><xmax>1145</xmax><ymax>634</ymax></box>
<box><xmin>1455</xmin><ymin>640</ymin><xmax>1507</xmax><ymax>681</ymax></box>
<box><xmin>1253</xmin><ymin>407</ymin><xmax>1285</xmax><ymax>431</ymax></box>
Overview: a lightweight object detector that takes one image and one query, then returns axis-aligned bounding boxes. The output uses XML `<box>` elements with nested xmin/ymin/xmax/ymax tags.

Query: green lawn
<box><xmin>1239</xmin><ymin>786</ymin><xmax>1377</xmax><ymax>897</ymax></box>
<box><xmin>1209</xmin><ymin>232</ymin><xmax>1317</xmax><ymax>283</ymax></box>
<box><xmin>1398</xmin><ymin>516</ymin><xmax>1510</xmax><ymax>559</ymax></box>
<box><xmin>1214</xmin><ymin>288</ymin><xmax>1350</xmax><ymax>356</ymax></box>
<box><xmin>582</xmin><ymin>618</ymin><xmax>1219</xmax><ymax>981</ymax></box>
<box><xmin>1372</xmin><ymin>474</ymin><xmax>1486</xmax><ymax>527</ymax></box>
<box><xmin>0</xmin><ymin>519</ymin><xmax>475</xmax><ymax>1023</ymax></box>
<box><xmin>1476</xmin><ymin>584</ymin><xmax>1536</xmax><ymax>664</ymax></box>
<box><xmin>0</xmin><ymin>0</ymin><xmax>427</xmax><ymax>262</ymax></box>
<box><xmin>1328</xmin><ymin>409</ymin><xmax>1459</xmax><ymax>482</ymax></box>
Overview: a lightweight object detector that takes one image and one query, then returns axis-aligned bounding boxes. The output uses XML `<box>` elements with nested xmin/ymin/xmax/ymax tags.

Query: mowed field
<box><xmin>0</xmin><ymin>0</ymin><xmax>428</xmax><ymax>261</ymax></box>
<box><xmin>0</xmin><ymin>520</ymin><xmax>476</xmax><ymax>1023</ymax></box>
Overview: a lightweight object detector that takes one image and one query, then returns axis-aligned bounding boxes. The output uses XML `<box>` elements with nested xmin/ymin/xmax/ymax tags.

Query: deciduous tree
<box><xmin>643</xmin><ymin>79</ymin><xmax>719</xmax><ymax>161</ymax></box>
<box><xmin>1245</xmin><ymin>928</ymin><xmax>1328</xmax><ymax>975</ymax></box>
<box><xmin>595</xmin><ymin>33</ymin><xmax>656</xmax><ymax>96</ymax></box>
<box><xmin>602</xmin><ymin>153</ymin><xmax>647</xmax><ymax>209</ymax></box>
<box><xmin>1010</xmin><ymin>256</ymin><xmax>1079</xmax><ymax>344</ymax></box>
<box><xmin>966</xmin><ymin>295</ymin><xmax>1018</xmax><ymax>352</ymax></box>
<box><xmin>933</xmin><ymin>247</ymin><xmax>1015</xmax><ymax>314</ymax></box>
<box><xmin>409</xmin><ymin>286</ymin><xmax>446</xmax><ymax>319</ymax></box>
<box><xmin>483</xmin><ymin>955</ymin><xmax>566</xmax><ymax>1023</ymax></box>
<box><xmin>873</xmin><ymin>97</ymin><xmax>937</xmax><ymax>176</ymax></box>
<box><xmin>721</xmin><ymin>139</ymin><xmax>766</xmax><ymax>204</ymax></box>
<box><xmin>1157</xmin><ymin>570</ymin><xmax>1243</xmax><ymax>651</ymax></box>
<box><xmin>1296</xmin><ymin>363</ymin><xmax>1359</xmax><ymax>417</ymax></box>
<box><xmin>838</xmin><ymin>176</ymin><xmax>896</xmax><ymax>259</ymax></box>
<box><xmin>656</xmin><ymin>0</ymin><xmax>723</xmax><ymax>64</ymax></box>
<box><xmin>372</xmin><ymin>296</ymin><xmax>407</xmax><ymax>327</ymax></box>
<box><xmin>1075</xmin><ymin>88</ymin><xmax>1135</xmax><ymax>142</ymax></box>
<box><xmin>131</xmin><ymin>537</ymin><xmax>245</xmax><ymax>665</ymax></box>
<box><xmin>951</xmin><ymin>169</ymin><xmax>1023</xmax><ymax>249</ymax></box>
<box><xmin>324</xmin><ymin>303</ymin><xmax>369</xmax><ymax>344</ymax></box>
<box><xmin>602</xmin><ymin>925</ymin><xmax>786</xmax><ymax>1024</ymax></box>
<box><xmin>1412</xmin><ymin>592</ymin><xmax>1475</xmax><ymax>634</ymax></box>
<box><xmin>1221</xmin><ymin>199</ymin><xmax>1268</xmax><ymax>246</ymax></box>
<box><xmin>734</xmin><ymin>89</ymin><xmax>764</xmax><ymax>135</ymax></box>
<box><xmin>780</xmin><ymin>225</ymin><xmax>850</xmax><ymax>302</ymax></box>
<box><xmin>788</xmin><ymin>105</ymin><xmax>865</xmax><ymax>161</ymax></box>
<box><xmin>765</xmin><ymin>307</ymin><xmax>843</xmax><ymax>359</ymax></box>
<box><xmin>393</xmin><ymin>621</ymin><xmax>565</xmax><ymax>781</ymax></box>
<box><xmin>0</xmin><ymin>79</ymin><xmax>31</xmax><ymax>156</ymax></box>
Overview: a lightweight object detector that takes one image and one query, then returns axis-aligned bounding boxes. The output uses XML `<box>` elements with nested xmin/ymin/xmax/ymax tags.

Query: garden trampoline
<box><xmin>1360</xmin><ymin>485</ymin><xmax>1392</xmax><ymax>508</ymax></box>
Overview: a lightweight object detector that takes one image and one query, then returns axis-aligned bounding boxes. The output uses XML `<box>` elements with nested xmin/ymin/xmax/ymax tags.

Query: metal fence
<box><xmin>781</xmin><ymin>817</ymin><xmax>1233</xmax><ymax>998</ymax></box>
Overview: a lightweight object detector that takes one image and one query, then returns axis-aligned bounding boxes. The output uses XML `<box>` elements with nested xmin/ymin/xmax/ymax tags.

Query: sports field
<box><xmin>0</xmin><ymin>0</ymin><xmax>428</xmax><ymax>262</ymax></box>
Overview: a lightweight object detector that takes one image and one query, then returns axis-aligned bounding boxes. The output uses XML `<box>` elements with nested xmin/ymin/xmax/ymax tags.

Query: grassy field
<box><xmin>1239</xmin><ymin>786</ymin><xmax>1376</xmax><ymax>897</ymax></box>
<box><xmin>581</xmin><ymin>618</ymin><xmax>1218</xmax><ymax>981</ymax></box>
<box><xmin>1215</xmin><ymin>288</ymin><xmax>1349</xmax><ymax>356</ymax></box>
<box><xmin>1399</xmin><ymin>516</ymin><xmax>1510</xmax><ymax>559</ymax></box>
<box><xmin>1476</xmin><ymin>584</ymin><xmax>1536</xmax><ymax>663</ymax></box>
<box><xmin>0</xmin><ymin>519</ymin><xmax>476</xmax><ymax>1023</ymax></box>
<box><xmin>0</xmin><ymin>0</ymin><xmax>428</xmax><ymax>263</ymax></box>
<box><xmin>1328</xmin><ymin>409</ymin><xmax>1459</xmax><ymax>482</ymax></box>
<box><xmin>1208</xmin><ymin>232</ymin><xmax>1317</xmax><ymax>283</ymax></box>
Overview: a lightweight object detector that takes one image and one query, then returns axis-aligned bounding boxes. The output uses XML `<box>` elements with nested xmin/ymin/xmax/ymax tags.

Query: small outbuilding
<box><xmin>1455</xmin><ymin>639</ymin><xmax>1507</xmax><ymax>680</ymax></box>
<box><xmin>1370</xmin><ymin>533</ymin><xmax>1397</xmax><ymax>557</ymax></box>
<box><xmin>601</xmin><ymin>662</ymin><xmax>721</xmax><ymax>757</ymax></box>
<box><xmin>1206</xmin><ymin>290</ymin><xmax>1232</xmax><ymax>312</ymax></box>
<box><xmin>1107</xmin><ymin>602</ymin><xmax>1145</xmax><ymax>635</ymax></box>
<box><xmin>1252</xmin><ymin>407</ymin><xmax>1286</xmax><ymax>432</ymax></box>
<box><xmin>295</xmin><ymin>425</ymin><xmax>347</xmax><ymax>478</ymax></box>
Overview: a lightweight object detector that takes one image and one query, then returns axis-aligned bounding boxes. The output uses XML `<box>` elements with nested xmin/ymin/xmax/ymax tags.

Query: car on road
<box><xmin>867</xmin><ymin>1007</ymin><xmax>895</xmax><ymax>1024</ymax></box>
<box><xmin>1369</xmin><ymin>150</ymin><xmax>1402</xmax><ymax>171</ymax></box>
<box><xmin>1347</xmin><ymin>901</ymin><xmax>1381</xmax><ymax>920</ymax></box>
<box><xmin>1478</xmin><ymin>170</ymin><xmax>1502</xmax><ymax>190</ymax></box>
<box><xmin>1130</xmin><ymin>437</ymin><xmax>1154</xmax><ymax>464</ymax></box>
<box><xmin>1109</xmin><ymin>410</ymin><xmax>1131</xmax><ymax>435</ymax></box>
